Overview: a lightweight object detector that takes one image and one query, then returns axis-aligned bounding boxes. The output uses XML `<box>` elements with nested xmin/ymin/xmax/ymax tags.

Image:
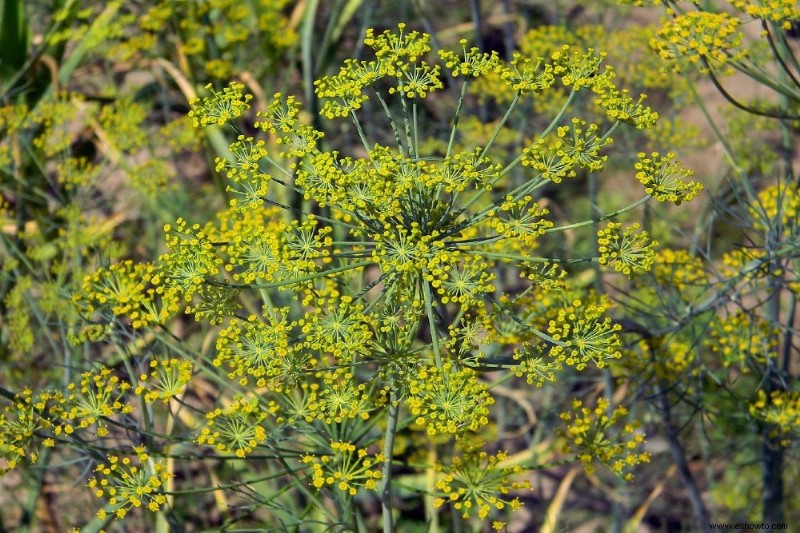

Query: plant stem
<box><xmin>457</xmin><ymin>88</ymin><xmax>576</xmax><ymax>218</ymax></box>
<box><xmin>653</xmin><ymin>376</ymin><xmax>711</xmax><ymax>533</ymax></box>
<box><xmin>422</xmin><ymin>273</ymin><xmax>444</xmax><ymax>370</ymax></box>
<box><xmin>478</xmin><ymin>92</ymin><xmax>520</xmax><ymax>160</ymax></box>
<box><xmin>208</xmin><ymin>260</ymin><xmax>372</xmax><ymax>289</ymax></box>
<box><xmin>545</xmin><ymin>195</ymin><xmax>651</xmax><ymax>233</ymax></box>
<box><xmin>381</xmin><ymin>392</ymin><xmax>399</xmax><ymax>533</ymax></box>
<box><xmin>446</xmin><ymin>81</ymin><xmax>469</xmax><ymax>159</ymax></box>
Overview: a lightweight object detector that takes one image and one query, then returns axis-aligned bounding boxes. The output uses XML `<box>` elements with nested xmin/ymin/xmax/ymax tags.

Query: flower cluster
<box><xmin>651</xmin><ymin>249</ymin><xmax>707</xmax><ymax>293</ymax></box>
<box><xmin>439</xmin><ymin>40</ymin><xmax>503</xmax><ymax>77</ymax></box>
<box><xmin>215</xmin><ymin>206</ymin><xmax>287</xmax><ymax>283</ymax></box>
<box><xmin>729</xmin><ymin>0</ymin><xmax>800</xmax><ymax>30</ymax></box>
<box><xmin>255</xmin><ymin>94</ymin><xmax>324</xmax><ymax>160</ymax></box>
<box><xmin>500</xmin><ymin>53</ymin><xmax>556</xmax><ymax>96</ymax></box>
<box><xmin>705</xmin><ymin>311</ymin><xmax>777</xmax><ymax>369</ymax></box>
<box><xmin>750</xmin><ymin>390</ymin><xmax>800</xmax><ymax>438</ymax></box>
<box><xmin>302</xmin><ymin>441</ymin><xmax>383</xmax><ymax>496</ymax></box>
<box><xmin>188</xmin><ymin>82</ymin><xmax>253</xmax><ymax>128</ymax></box>
<box><xmin>594</xmin><ymin>88</ymin><xmax>659</xmax><ymax>129</ymax></box>
<box><xmin>651</xmin><ymin>10</ymin><xmax>745</xmax><ymax>72</ymax></box>
<box><xmin>635</xmin><ymin>151</ymin><xmax>702</xmax><ymax>205</ymax></box>
<box><xmin>627</xmin><ymin>337</ymin><xmax>696</xmax><ymax>380</ymax></box>
<box><xmin>521</xmin><ymin>118</ymin><xmax>614</xmax><ymax>182</ymax></box>
<box><xmin>314</xmin><ymin>59</ymin><xmax>385</xmax><ymax>118</ymax></box>
<box><xmin>55</xmin><ymin>156</ymin><xmax>99</xmax><ymax>190</ymax></box>
<box><xmin>88</xmin><ymin>446</ymin><xmax>172</xmax><ymax>519</ymax></box>
<box><xmin>547</xmin><ymin>299</ymin><xmax>624</xmax><ymax>370</ymax></box>
<box><xmin>3</xmin><ymin>277</ymin><xmax>34</xmax><ymax>354</ymax></box>
<box><xmin>127</xmin><ymin>159</ymin><xmax>175</xmax><ymax>199</ymax></box>
<box><xmin>405</xmin><ymin>362</ymin><xmax>493</xmax><ymax>436</ymax></box>
<box><xmin>166</xmin><ymin>22</ymin><xmax>697</xmax><ymax>529</ymax></box>
<box><xmin>520</xmin><ymin>261</ymin><xmax>568</xmax><ymax>292</ymax></box>
<box><xmin>29</xmin><ymin>92</ymin><xmax>86</xmax><ymax>157</ymax></box>
<box><xmin>60</xmin><ymin>368</ymin><xmax>133</xmax><ymax>438</ymax></box>
<box><xmin>255</xmin><ymin>93</ymin><xmax>301</xmax><ymax>133</ymax></box>
<box><xmin>134</xmin><ymin>358</ymin><xmax>193</xmax><ymax>404</ymax></box>
<box><xmin>316</xmin><ymin>370</ymin><xmax>384</xmax><ymax>424</ymax></box>
<box><xmin>196</xmin><ymin>396</ymin><xmax>270</xmax><ymax>458</ymax></box>
<box><xmin>300</xmin><ymin>295</ymin><xmax>375</xmax><ymax>362</ymax></box>
<box><xmin>720</xmin><ymin>247</ymin><xmax>769</xmax><ymax>281</ymax></box>
<box><xmin>0</xmin><ymin>389</ymin><xmax>60</xmax><ymax>474</ymax></box>
<box><xmin>749</xmin><ymin>183</ymin><xmax>800</xmax><ymax>232</ymax></box>
<box><xmin>73</xmin><ymin>260</ymin><xmax>179</xmax><ymax>337</ymax></box>
<box><xmin>214</xmin><ymin>310</ymin><xmax>302</xmax><ymax>388</ymax></box>
<box><xmin>217</xmin><ymin>135</ymin><xmax>269</xmax><ymax>183</ymax></box>
<box><xmin>98</xmin><ymin>97</ymin><xmax>149</xmax><ymax>154</ymax></box>
<box><xmin>557</xmin><ymin>119</ymin><xmax>612</xmax><ymax>172</ymax></box>
<box><xmin>558</xmin><ymin>397</ymin><xmax>650</xmax><ymax>480</ymax></box>
<box><xmin>597</xmin><ymin>222</ymin><xmax>658</xmax><ymax>279</ymax></box>
<box><xmin>184</xmin><ymin>284</ymin><xmax>241</xmax><ymax>325</ymax></box>
<box><xmin>434</xmin><ymin>449</ymin><xmax>530</xmax><ymax>519</ymax></box>
<box><xmin>314</xmin><ymin>23</ymin><xmax>444</xmax><ymax>118</ymax></box>
<box><xmin>159</xmin><ymin>218</ymin><xmax>222</xmax><ymax>300</ymax></box>
<box><xmin>429</xmin><ymin>251</ymin><xmax>497</xmax><ymax>308</ymax></box>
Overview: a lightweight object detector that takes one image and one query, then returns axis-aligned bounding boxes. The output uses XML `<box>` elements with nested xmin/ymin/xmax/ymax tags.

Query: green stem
<box><xmin>374</xmin><ymin>90</ymin><xmax>406</xmax><ymax>156</ymax></box>
<box><xmin>479</xmin><ymin>251</ymin><xmax>595</xmax><ymax>265</ymax></box>
<box><xmin>350</xmin><ymin>108</ymin><xmax>373</xmax><ymax>156</ymax></box>
<box><xmin>497</xmin><ymin>88</ymin><xmax>577</xmax><ymax>179</ymax></box>
<box><xmin>762</xmin><ymin>21</ymin><xmax>800</xmax><ymax>91</ymax></box>
<box><xmin>687</xmin><ymin>77</ymin><xmax>756</xmax><ymax>204</ymax></box>
<box><xmin>207</xmin><ymin>260</ymin><xmax>372</xmax><ymax>289</ymax></box>
<box><xmin>545</xmin><ymin>195</ymin><xmax>651</xmax><ymax>233</ymax></box>
<box><xmin>478</xmin><ymin>92</ymin><xmax>520</xmax><ymax>160</ymax></box>
<box><xmin>413</xmin><ymin>98</ymin><xmax>419</xmax><ymax>160</ymax></box>
<box><xmin>271</xmin><ymin>445</ymin><xmax>341</xmax><ymax>524</ymax></box>
<box><xmin>381</xmin><ymin>392</ymin><xmax>400</xmax><ymax>533</ymax></box>
<box><xmin>446</xmin><ymin>81</ymin><xmax>469</xmax><ymax>159</ymax></box>
<box><xmin>400</xmin><ymin>93</ymin><xmax>414</xmax><ymax>159</ymax></box>
<box><xmin>489</xmin><ymin>295</ymin><xmax>566</xmax><ymax>347</ymax></box>
<box><xmin>422</xmin><ymin>272</ymin><xmax>443</xmax><ymax>370</ymax></box>
<box><xmin>458</xmin><ymin>89</ymin><xmax>577</xmax><ymax>216</ymax></box>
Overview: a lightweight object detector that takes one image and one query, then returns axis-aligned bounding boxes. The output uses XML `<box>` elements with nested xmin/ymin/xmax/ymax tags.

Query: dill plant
<box><xmin>613</xmin><ymin>0</ymin><xmax>800</xmax><ymax>528</ymax></box>
<box><xmin>1</xmin><ymin>22</ymin><xmax>702</xmax><ymax>531</ymax></box>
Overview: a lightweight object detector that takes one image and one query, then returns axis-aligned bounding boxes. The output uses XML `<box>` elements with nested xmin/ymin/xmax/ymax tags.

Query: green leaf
<box><xmin>0</xmin><ymin>0</ymin><xmax>29</xmax><ymax>81</ymax></box>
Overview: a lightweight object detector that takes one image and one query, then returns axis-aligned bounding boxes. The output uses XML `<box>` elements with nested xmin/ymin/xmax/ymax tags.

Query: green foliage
<box><xmin>2</xmin><ymin>0</ymin><xmax>800</xmax><ymax>531</ymax></box>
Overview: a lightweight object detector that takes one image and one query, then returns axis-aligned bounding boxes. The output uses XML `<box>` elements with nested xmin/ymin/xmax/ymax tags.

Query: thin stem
<box><xmin>458</xmin><ymin>88</ymin><xmax>577</xmax><ymax>217</ymax></box>
<box><xmin>424</xmin><ymin>442</ymin><xmax>440</xmax><ymax>533</ymax></box>
<box><xmin>781</xmin><ymin>295</ymin><xmax>797</xmax><ymax>374</ymax></box>
<box><xmin>374</xmin><ymin>90</ymin><xmax>406</xmax><ymax>156</ymax></box>
<box><xmin>545</xmin><ymin>195</ymin><xmax>651</xmax><ymax>233</ymax></box>
<box><xmin>762</xmin><ymin>21</ymin><xmax>800</xmax><ymax>90</ymax></box>
<box><xmin>422</xmin><ymin>272</ymin><xmax>444</xmax><ymax>370</ymax></box>
<box><xmin>653</xmin><ymin>375</ymin><xmax>712</xmax><ymax>533</ymax></box>
<box><xmin>413</xmin><ymin>98</ymin><xmax>419</xmax><ymax>160</ymax></box>
<box><xmin>731</xmin><ymin>55</ymin><xmax>800</xmax><ymax>101</ymax></box>
<box><xmin>381</xmin><ymin>392</ymin><xmax>399</xmax><ymax>533</ymax></box>
<box><xmin>498</xmin><ymin>88</ymin><xmax>577</xmax><ymax>178</ymax></box>
<box><xmin>706</xmin><ymin>59</ymin><xmax>800</xmax><ymax>119</ymax></box>
<box><xmin>446</xmin><ymin>81</ymin><xmax>469</xmax><ymax>159</ymax></box>
<box><xmin>478</xmin><ymin>92</ymin><xmax>520</xmax><ymax>160</ymax></box>
<box><xmin>206</xmin><ymin>260</ymin><xmax>372</xmax><ymax>289</ymax></box>
<box><xmin>687</xmin><ymin>80</ymin><xmax>756</xmax><ymax>202</ymax></box>
<box><xmin>777</xmin><ymin>27</ymin><xmax>800</xmax><ymax>80</ymax></box>
<box><xmin>469</xmin><ymin>0</ymin><xmax>484</xmax><ymax>52</ymax></box>
<box><xmin>400</xmin><ymin>93</ymin><xmax>414</xmax><ymax>159</ymax></box>
<box><xmin>490</xmin><ymin>295</ymin><xmax>566</xmax><ymax>347</ymax></box>
<box><xmin>479</xmin><ymin>251</ymin><xmax>595</xmax><ymax>265</ymax></box>
<box><xmin>257</xmin><ymin>195</ymin><xmax>363</xmax><ymax>231</ymax></box>
<box><xmin>350</xmin><ymin>108</ymin><xmax>373</xmax><ymax>156</ymax></box>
